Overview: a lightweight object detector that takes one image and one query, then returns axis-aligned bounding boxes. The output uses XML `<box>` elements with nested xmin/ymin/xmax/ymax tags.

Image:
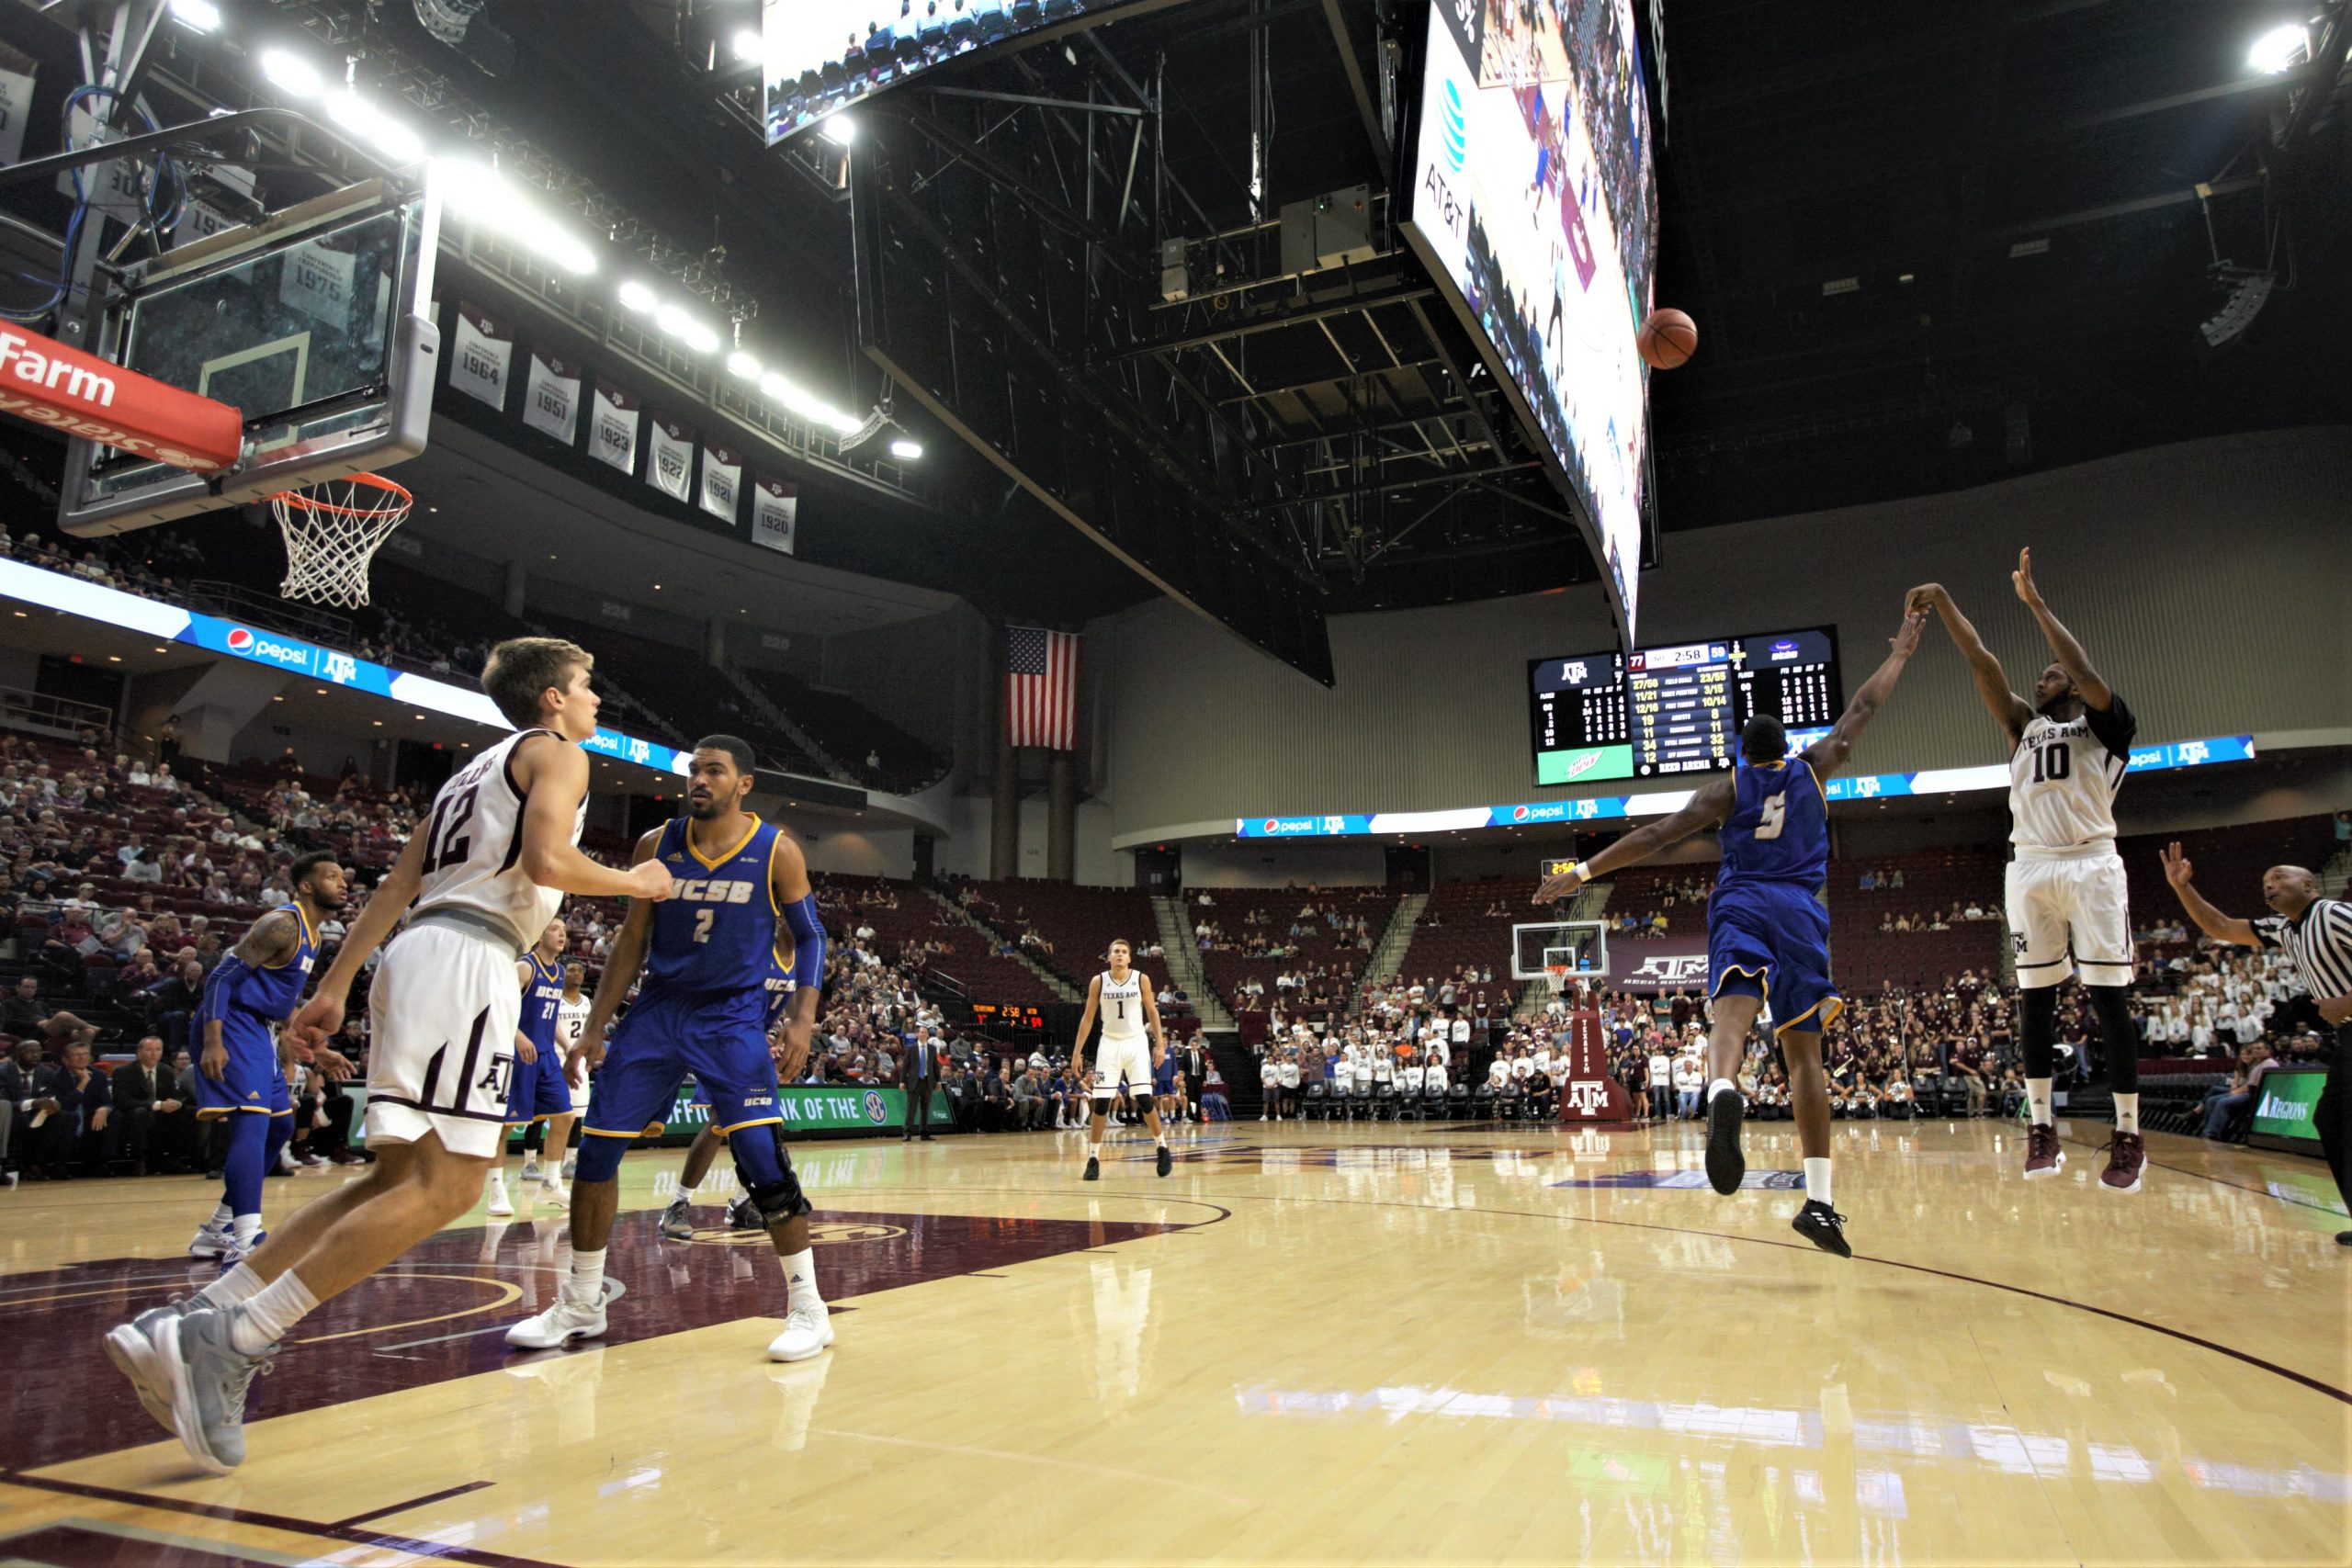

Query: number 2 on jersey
<box><xmin>1754</xmin><ymin>795</ymin><xmax>1788</xmax><ymax>840</ymax></box>
<box><xmin>693</xmin><ymin>908</ymin><xmax>716</xmax><ymax>944</ymax></box>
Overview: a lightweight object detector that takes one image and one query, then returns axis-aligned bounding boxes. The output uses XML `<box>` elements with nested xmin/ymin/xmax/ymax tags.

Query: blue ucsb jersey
<box><xmin>646</xmin><ymin>815</ymin><xmax>782</xmax><ymax>998</ymax></box>
<box><xmin>199</xmin><ymin>903</ymin><xmax>319</xmax><ymax>1032</ymax></box>
<box><xmin>520</xmin><ymin>952</ymin><xmax>566</xmax><ymax>1053</ymax></box>
<box><xmin>1717</xmin><ymin>759</ymin><xmax>1830</xmax><ymax>890</ymax></box>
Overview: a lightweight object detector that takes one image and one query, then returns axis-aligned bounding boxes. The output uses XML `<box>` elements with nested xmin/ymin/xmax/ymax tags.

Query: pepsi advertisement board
<box><xmin>1531</xmin><ymin>626</ymin><xmax>1841</xmax><ymax>784</ymax></box>
<box><xmin>1232</xmin><ymin>735</ymin><xmax>2256</xmax><ymax>838</ymax></box>
<box><xmin>0</xmin><ymin>556</ymin><xmax>695</xmax><ymax>778</ymax></box>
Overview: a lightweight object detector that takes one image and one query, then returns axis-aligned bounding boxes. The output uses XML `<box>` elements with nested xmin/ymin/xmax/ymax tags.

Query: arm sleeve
<box><xmin>782</xmin><ymin>894</ymin><xmax>827</xmax><ymax>1004</ymax></box>
<box><xmin>2081</xmin><ymin>690</ymin><xmax>2136</xmax><ymax>757</ymax></box>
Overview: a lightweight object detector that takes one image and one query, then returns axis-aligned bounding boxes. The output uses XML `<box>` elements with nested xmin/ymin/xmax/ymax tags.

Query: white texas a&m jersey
<box><xmin>2008</xmin><ymin>694</ymin><xmax>2135</xmax><ymax>854</ymax></box>
<box><xmin>556</xmin><ymin>994</ymin><xmax>593</xmax><ymax>1050</ymax></box>
<box><xmin>412</xmin><ymin>727</ymin><xmax>587</xmax><ymax>947</ymax></box>
<box><xmin>1098</xmin><ymin>968</ymin><xmax>1147</xmax><ymax>1040</ymax></box>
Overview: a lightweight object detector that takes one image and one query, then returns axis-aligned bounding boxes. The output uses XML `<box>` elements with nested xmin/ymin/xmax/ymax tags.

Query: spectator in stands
<box><xmin>4</xmin><ymin>976</ymin><xmax>95</xmax><ymax>1048</ymax></box>
<box><xmin>1672</xmin><ymin>1047</ymin><xmax>1703</xmax><ymax>1118</ymax></box>
<box><xmin>1951</xmin><ymin>1038</ymin><xmax>1990</xmax><ymax>1114</ymax></box>
<box><xmin>2201</xmin><ymin>1043</ymin><xmax>2278</xmax><ymax>1141</ymax></box>
<box><xmin>1012</xmin><ymin>1066</ymin><xmax>1049</xmax><ymax>1131</ymax></box>
<box><xmin>27</xmin><ymin>1038</ymin><xmax>109</xmax><ymax>1177</ymax></box>
<box><xmin>2</xmin><ymin>1037</ymin><xmax>52</xmax><ymax>1173</ymax></box>
<box><xmin>1646</xmin><ymin>1036</ymin><xmax>1674</xmax><ymax>1122</ymax></box>
<box><xmin>109</xmin><ymin>1033</ymin><xmax>187</xmax><ymax>1175</ymax></box>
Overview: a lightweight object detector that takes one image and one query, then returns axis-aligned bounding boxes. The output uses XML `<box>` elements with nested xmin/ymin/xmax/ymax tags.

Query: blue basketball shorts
<box><xmin>504</xmin><ymin>1039</ymin><xmax>575</xmax><ymax>1125</ymax></box>
<box><xmin>194</xmin><ymin>1020</ymin><xmax>289</xmax><ymax>1118</ymax></box>
<box><xmin>582</xmin><ymin>987</ymin><xmax>781</xmax><ymax>1143</ymax></box>
<box><xmin>1707</xmin><ymin>881</ymin><xmax>1842</xmax><ymax>1036</ymax></box>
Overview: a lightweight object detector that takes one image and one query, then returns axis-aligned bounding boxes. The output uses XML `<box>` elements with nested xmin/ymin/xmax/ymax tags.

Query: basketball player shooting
<box><xmin>1533</xmin><ymin>604</ymin><xmax>1928</xmax><ymax>1257</ymax></box>
<box><xmin>1909</xmin><ymin>550</ymin><xmax>2147</xmax><ymax>1192</ymax></box>
<box><xmin>1071</xmin><ymin>939</ymin><xmax>1174</xmax><ymax>1182</ymax></box>
<box><xmin>102</xmin><ymin>637</ymin><xmax>675</xmax><ymax>1474</ymax></box>
<box><xmin>507</xmin><ymin>735</ymin><xmax>834</xmax><ymax>1363</ymax></box>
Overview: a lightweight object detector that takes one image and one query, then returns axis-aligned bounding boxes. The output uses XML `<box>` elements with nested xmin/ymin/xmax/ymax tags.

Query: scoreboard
<box><xmin>1529</xmin><ymin>627</ymin><xmax>1842</xmax><ymax>784</ymax></box>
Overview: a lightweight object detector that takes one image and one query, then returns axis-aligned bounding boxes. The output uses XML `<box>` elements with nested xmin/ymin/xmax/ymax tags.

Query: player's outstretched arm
<box><xmin>2011</xmin><ymin>547</ymin><xmax>2114</xmax><ymax>712</ymax></box>
<box><xmin>1804</xmin><ymin>608</ymin><xmax>1926</xmax><ymax>780</ymax></box>
<box><xmin>2159</xmin><ymin>842</ymin><xmax>2258</xmax><ymax>947</ymax></box>
<box><xmin>1071</xmin><ymin>976</ymin><xmax>1102</xmax><ymax>1078</ymax></box>
<box><xmin>514</xmin><ymin>738</ymin><xmax>675</xmax><ymax>903</ymax></box>
<box><xmin>287</xmin><ymin>829</ymin><xmax>428</xmax><ymax>1051</ymax></box>
<box><xmin>1141</xmin><ymin>974</ymin><xmax>1166</xmax><ymax>1064</ymax></box>
<box><xmin>1530</xmin><ymin>775</ymin><xmax>1736</xmax><ymax>903</ymax></box>
<box><xmin>1907</xmin><ymin>581</ymin><xmax>2032</xmax><ymax>747</ymax></box>
<box><xmin>766</xmin><ymin>829</ymin><xmax>826</xmax><ymax>1054</ymax></box>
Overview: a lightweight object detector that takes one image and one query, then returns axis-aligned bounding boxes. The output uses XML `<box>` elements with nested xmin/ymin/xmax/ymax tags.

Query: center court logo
<box><xmin>1441</xmin><ymin>78</ymin><xmax>1467</xmax><ymax>172</ymax></box>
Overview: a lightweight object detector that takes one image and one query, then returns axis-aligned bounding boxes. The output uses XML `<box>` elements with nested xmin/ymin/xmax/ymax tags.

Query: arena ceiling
<box><xmin>3</xmin><ymin>1</ymin><xmax>2346</xmax><ymax>669</ymax></box>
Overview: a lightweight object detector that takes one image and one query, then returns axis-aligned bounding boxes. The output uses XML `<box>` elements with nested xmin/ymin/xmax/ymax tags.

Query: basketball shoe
<box><xmin>2022</xmin><ymin>1123</ymin><xmax>2064</xmax><ymax>1179</ymax></box>
<box><xmin>2098</xmin><ymin>1132</ymin><xmax>2145</xmax><ymax>1194</ymax></box>
<box><xmin>1703</xmin><ymin>1087</ymin><xmax>1747</xmax><ymax>1195</ymax></box>
<box><xmin>1791</xmin><ymin>1200</ymin><xmax>1851</xmax><ymax>1258</ymax></box>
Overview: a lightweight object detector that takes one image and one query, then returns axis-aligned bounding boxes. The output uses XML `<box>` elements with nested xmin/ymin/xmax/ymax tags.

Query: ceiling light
<box><xmin>727</xmin><ymin>350</ymin><xmax>762</xmax><ymax>379</ymax></box>
<box><xmin>654</xmin><ymin>302</ymin><xmax>722</xmax><ymax>354</ymax></box>
<box><xmin>260</xmin><ymin>50</ymin><xmax>325</xmax><ymax>97</ymax></box>
<box><xmin>618</xmin><ymin>279</ymin><xmax>659</xmax><ymax>312</ymax></box>
<box><xmin>107</xmin><ymin>655</ymin><xmax>121</xmax><ymax>662</ymax></box>
<box><xmin>325</xmin><ymin>91</ymin><xmax>427</xmax><ymax>164</ymax></box>
<box><xmin>169</xmin><ymin>0</ymin><xmax>222</xmax><ymax>30</ymax></box>
<box><xmin>2249</xmin><ymin>23</ymin><xmax>2308</xmax><ymax>73</ymax></box>
<box><xmin>824</xmin><ymin>408</ymin><xmax>864</xmax><ymax>434</ymax></box>
<box><xmin>888</xmin><ymin>438</ymin><xmax>923</xmax><ymax>460</ymax></box>
<box><xmin>731</xmin><ymin>28</ymin><xmax>765</xmax><ymax>64</ymax></box>
<box><xmin>819</xmin><ymin>114</ymin><xmax>858</xmax><ymax>146</ymax></box>
<box><xmin>438</xmin><ymin>161</ymin><xmax>598</xmax><ymax>275</ymax></box>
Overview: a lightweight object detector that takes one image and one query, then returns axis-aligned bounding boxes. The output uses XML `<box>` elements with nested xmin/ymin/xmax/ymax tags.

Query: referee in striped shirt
<box><xmin>2162</xmin><ymin>843</ymin><xmax>2352</xmax><ymax>1246</ymax></box>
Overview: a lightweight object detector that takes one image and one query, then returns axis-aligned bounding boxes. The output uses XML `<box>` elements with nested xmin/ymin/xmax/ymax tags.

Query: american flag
<box><xmin>1006</xmin><ymin>626</ymin><xmax>1079</xmax><ymax>750</ymax></box>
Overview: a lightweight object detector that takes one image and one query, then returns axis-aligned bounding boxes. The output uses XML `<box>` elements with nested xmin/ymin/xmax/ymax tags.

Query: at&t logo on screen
<box><xmin>1440</xmin><ymin>77</ymin><xmax>1467</xmax><ymax>172</ymax></box>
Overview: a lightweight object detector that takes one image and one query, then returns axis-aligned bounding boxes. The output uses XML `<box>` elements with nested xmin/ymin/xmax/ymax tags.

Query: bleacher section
<box><xmin>820</xmin><ymin>874</ymin><xmax>1058</xmax><ymax>1007</ymax></box>
<box><xmin>1382</xmin><ymin>877</ymin><xmax>1528</xmax><ymax>1006</ymax></box>
<box><xmin>739</xmin><ymin>668</ymin><xmax>948</xmax><ymax>795</ymax></box>
<box><xmin>1189</xmin><ymin>886</ymin><xmax>1396</xmax><ymax>1029</ymax></box>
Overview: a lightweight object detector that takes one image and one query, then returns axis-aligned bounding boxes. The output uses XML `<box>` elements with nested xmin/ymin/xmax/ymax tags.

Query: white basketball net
<box><xmin>272</xmin><ymin>472</ymin><xmax>413</xmax><ymax>609</ymax></box>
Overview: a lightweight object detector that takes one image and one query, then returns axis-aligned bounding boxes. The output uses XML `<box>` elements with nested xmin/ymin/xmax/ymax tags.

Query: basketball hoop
<box><xmin>270</xmin><ymin>472</ymin><xmax>413</xmax><ymax>608</ymax></box>
<box><xmin>1544</xmin><ymin>964</ymin><xmax>1571</xmax><ymax>1001</ymax></box>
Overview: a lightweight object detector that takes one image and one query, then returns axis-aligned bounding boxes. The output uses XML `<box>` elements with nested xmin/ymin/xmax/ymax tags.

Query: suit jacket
<box><xmin>36</xmin><ymin>1061</ymin><xmax>108</xmax><ymax>1124</ymax></box>
<box><xmin>1182</xmin><ymin>1046</ymin><xmax>1208</xmax><ymax>1083</ymax></box>
<box><xmin>905</xmin><ymin>1038</ymin><xmax>933</xmax><ymax>1080</ymax></box>
<box><xmin>1</xmin><ymin>1058</ymin><xmax>44</xmax><ymax>1109</ymax></box>
<box><xmin>112</xmin><ymin>1058</ymin><xmax>172</xmax><ymax>1112</ymax></box>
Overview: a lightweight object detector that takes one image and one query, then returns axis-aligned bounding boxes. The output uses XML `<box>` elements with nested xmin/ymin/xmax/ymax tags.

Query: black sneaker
<box><xmin>1156</xmin><ymin>1144</ymin><xmax>1172</xmax><ymax>1178</ymax></box>
<box><xmin>1082</xmin><ymin>1156</ymin><xmax>1100</xmax><ymax>1182</ymax></box>
<box><xmin>1703</xmin><ymin>1089</ymin><xmax>1747</xmax><ymax>1196</ymax></box>
<box><xmin>1791</xmin><ymin>1200</ymin><xmax>1852</xmax><ymax>1258</ymax></box>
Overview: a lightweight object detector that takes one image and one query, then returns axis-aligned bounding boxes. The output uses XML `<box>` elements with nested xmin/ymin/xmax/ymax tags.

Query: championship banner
<box><xmin>751</xmin><ymin>474</ymin><xmax>798</xmax><ymax>555</ymax></box>
<box><xmin>521</xmin><ymin>350</ymin><xmax>580</xmax><ymax>444</ymax></box>
<box><xmin>699</xmin><ymin>441</ymin><xmax>742</xmax><ymax>523</ymax></box>
<box><xmin>448</xmin><ymin>302</ymin><xmax>513</xmax><ymax>411</ymax></box>
<box><xmin>1612</xmin><ymin>943</ymin><xmax>1710</xmax><ymax>993</ymax></box>
<box><xmin>590</xmin><ymin>378</ymin><xmax>640</xmax><ymax>474</ymax></box>
<box><xmin>648</xmin><ymin>415</ymin><xmax>695</xmax><ymax>502</ymax></box>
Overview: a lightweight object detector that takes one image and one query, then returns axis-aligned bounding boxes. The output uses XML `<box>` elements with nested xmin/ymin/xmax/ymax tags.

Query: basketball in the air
<box><xmin>1637</xmin><ymin>308</ymin><xmax>1698</xmax><ymax>369</ymax></box>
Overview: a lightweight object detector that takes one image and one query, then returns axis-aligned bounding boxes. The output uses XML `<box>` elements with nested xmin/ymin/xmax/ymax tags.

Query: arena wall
<box><xmin>1092</xmin><ymin>427</ymin><xmax>2352</xmax><ymax>842</ymax></box>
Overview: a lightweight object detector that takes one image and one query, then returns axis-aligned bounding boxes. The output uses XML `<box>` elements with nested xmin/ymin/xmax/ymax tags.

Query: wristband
<box><xmin>1570</xmin><ymin>862</ymin><xmax>1592</xmax><ymax>882</ymax></box>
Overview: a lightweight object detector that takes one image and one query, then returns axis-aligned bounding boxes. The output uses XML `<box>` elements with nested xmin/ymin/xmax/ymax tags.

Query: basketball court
<box><xmin>2</xmin><ymin>1120</ymin><xmax>2344</xmax><ymax>1566</ymax></box>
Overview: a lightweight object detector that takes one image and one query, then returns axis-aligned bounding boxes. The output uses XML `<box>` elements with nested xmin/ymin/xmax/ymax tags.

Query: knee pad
<box><xmin>571</xmin><ymin>1133</ymin><xmax>630</xmax><ymax>1184</ymax></box>
<box><xmin>730</xmin><ymin>1125</ymin><xmax>811</xmax><ymax>1220</ymax></box>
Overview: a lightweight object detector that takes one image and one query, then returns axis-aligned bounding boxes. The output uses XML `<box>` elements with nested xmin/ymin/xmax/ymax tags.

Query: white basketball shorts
<box><xmin>364</xmin><ymin>922</ymin><xmax>525</xmax><ymax>1158</ymax></box>
<box><xmin>1090</xmin><ymin>1034</ymin><xmax>1154</xmax><ymax>1098</ymax></box>
<box><xmin>2005</xmin><ymin>850</ymin><xmax>2134</xmax><ymax>990</ymax></box>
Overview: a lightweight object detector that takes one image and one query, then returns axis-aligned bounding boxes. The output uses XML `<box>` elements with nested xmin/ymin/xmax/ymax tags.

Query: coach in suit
<box><xmin>902</xmin><ymin>1029</ymin><xmax>938</xmax><ymax>1141</ymax></box>
<box><xmin>29</xmin><ymin>1039</ymin><xmax>111</xmax><ymax>1177</ymax></box>
<box><xmin>1</xmin><ymin>1037</ymin><xmax>53</xmax><ymax>1172</ymax></box>
<box><xmin>109</xmin><ymin>1033</ymin><xmax>189</xmax><ymax>1174</ymax></box>
<box><xmin>1180</xmin><ymin>1040</ymin><xmax>1210</xmax><ymax>1122</ymax></box>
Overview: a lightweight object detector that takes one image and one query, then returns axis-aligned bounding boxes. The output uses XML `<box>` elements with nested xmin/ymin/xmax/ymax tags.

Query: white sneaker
<box><xmin>486</xmin><ymin>1176</ymin><xmax>514</xmax><ymax>1218</ymax></box>
<box><xmin>187</xmin><ymin>1224</ymin><xmax>231</xmax><ymax>1259</ymax></box>
<box><xmin>766</xmin><ymin>1298</ymin><xmax>833</xmax><ymax>1362</ymax></box>
<box><xmin>537</xmin><ymin>1179</ymin><xmax>569</xmax><ymax>1206</ymax></box>
<box><xmin>520</xmin><ymin>1157</ymin><xmax>543</xmax><ymax>1182</ymax></box>
<box><xmin>220</xmin><ymin>1228</ymin><xmax>266</xmax><ymax>1268</ymax></box>
<box><xmin>505</xmin><ymin>1295</ymin><xmax>607</xmax><ymax>1349</ymax></box>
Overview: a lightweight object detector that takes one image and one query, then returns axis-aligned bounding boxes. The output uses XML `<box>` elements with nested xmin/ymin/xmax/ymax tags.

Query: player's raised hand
<box><xmin>627</xmin><ymin>858</ymin><xmax>676</xmax><ymax>902</ymax></box>
<box><xmin>1532</xmin><ymin>866</ymin><xmax>1584</xmax><ymax>904</ymax></box>
<box><xmin>1890</xmin><ymin>607</ymin><xmax>1927</xmax><ymax>658</ymax></box>
<box><xmin>2011</xmin><ymin>547</ymin><xmax>2042</xmax><ymax>605</ymax></box>
<box><xmin>2159</xmin><ymin>841</ymin><xmax>2195</xmax><ymax>889</ymax></box>
<box><xmin>1905</xmin><ymin>582</ymin><xmax>1948</xmax><ymax>615</ymax></box>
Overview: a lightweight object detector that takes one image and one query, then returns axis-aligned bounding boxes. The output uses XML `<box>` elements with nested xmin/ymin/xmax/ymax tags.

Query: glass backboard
<box><xmin>58</xmin><ymin>169</ymin><xmax>441</xmax><ymax>536</ymax></box>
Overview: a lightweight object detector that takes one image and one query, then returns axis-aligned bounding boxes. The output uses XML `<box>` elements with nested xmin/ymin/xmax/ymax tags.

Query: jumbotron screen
<box><xmin>1529</xmin><ymin>627</ymin><xmax>1843</xmax><ymax>785</ymax></box>
<box><xmin>1404</xmin><ymin>0</ymin><xmax>1657</xmax><ymax>640</ymax></box>
<box><xmin>763</xmin><ymin>1</ymin><xmax>1135</xmax><ymax>143</ymax></box>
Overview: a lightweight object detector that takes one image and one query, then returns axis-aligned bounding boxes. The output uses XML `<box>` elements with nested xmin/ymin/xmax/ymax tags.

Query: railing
<box><xmin>0</xmin><ymin>684</ymin><xmax>114</xmax><ymax>741</ymax></box>
<box><xmin>184</xmin><ymin>580</ymin><xmax>355</xmax><ymax>648</ymax></box>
